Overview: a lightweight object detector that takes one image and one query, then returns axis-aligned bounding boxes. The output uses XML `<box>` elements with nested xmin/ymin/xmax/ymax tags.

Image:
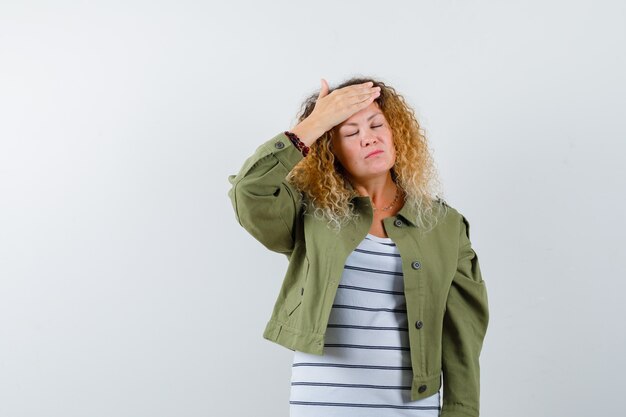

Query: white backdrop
<box><xmin>1</xmin><ymin>1</ymin><xmax>625</xmax><ymax>416</ymax></box>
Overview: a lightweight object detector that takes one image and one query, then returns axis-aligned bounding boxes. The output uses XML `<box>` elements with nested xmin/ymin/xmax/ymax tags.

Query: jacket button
<box><xmin>274</xmin><ymin>141</ymin><xmax>285</xmax><ymax>149</ymax></box>
<box><xmin>394</xmin><ymin>219</ymin><xmax>403</xmax><ymax>227</ymax></box>
<box><xmin>411</xmin><ymin>260</ymin><xmax>421</xmax><ymax>269</ymax></box>
<box><xmin>415</xmin><ymin>320</ymin><xmax>424</xmax><ymax>329</ymax></box>
<box><xmin>301</xmin><ymin>287</ymin><xmax>304</xmax><ymax>295</ymax></box>
<box><xmin>418</xmin><ymin>384</ymin><xmax>427</xmax><ymax>393</ymax></box>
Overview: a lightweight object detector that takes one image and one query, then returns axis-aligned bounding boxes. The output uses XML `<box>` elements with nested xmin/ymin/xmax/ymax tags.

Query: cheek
<box><xmin>388</xmin><ymin>141</ymin><xmax>397</xmax><ymax>161</ymax></box>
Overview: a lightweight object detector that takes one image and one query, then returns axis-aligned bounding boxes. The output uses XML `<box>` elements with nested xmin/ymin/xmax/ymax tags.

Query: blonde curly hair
<box><xmin>286</xmin><ymin>76</ymin><xmax>447</xmax><ymax>233</ymax></box>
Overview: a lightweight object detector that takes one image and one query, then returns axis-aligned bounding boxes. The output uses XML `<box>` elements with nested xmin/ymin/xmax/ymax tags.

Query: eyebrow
<box><xmin>340</xmin><ymin>113</ymin><xmax>383</xmax><ymax>128</ymax></box>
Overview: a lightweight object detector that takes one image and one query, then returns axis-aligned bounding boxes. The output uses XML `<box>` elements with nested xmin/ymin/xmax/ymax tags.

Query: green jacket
<box><xmin>227</xmin><ymin>132</ymin><xmax>489</xmax><ymax>417</ymax></box>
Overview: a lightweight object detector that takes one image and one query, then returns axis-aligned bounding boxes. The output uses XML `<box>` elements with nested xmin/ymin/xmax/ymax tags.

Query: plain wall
<box><xmin>1</xmin><ymin>1</ymin><xmax>625</xmax><ymax>416</ymax></box>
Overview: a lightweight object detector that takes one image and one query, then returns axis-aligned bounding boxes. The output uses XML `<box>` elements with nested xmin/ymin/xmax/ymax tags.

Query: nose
<box><xmin>361</xmin><ymin>129</ymin><xmax>378</xmax><ymax>146</ymax></box>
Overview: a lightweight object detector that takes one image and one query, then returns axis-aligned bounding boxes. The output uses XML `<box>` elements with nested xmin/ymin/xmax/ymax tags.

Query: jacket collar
<box><xmin>352</xmin><ymin>196</ymin><xmax>418</xmax><ymax>227</ymax></box>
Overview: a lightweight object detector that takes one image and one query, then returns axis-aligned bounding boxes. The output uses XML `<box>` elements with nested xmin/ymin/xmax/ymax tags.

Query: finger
<box><xmin>348</xmin><ymin>90</ymin><xmax>380</xmax><ymax>104</ymax></box>
<box><xmin>317</xmin><ymin>78</ymin><xmax>330</xmax><ymax>99</ymax></box>
<box><xmin>340</xmin><ymin>85</ymin><xmax>380</xmax><ymax>100</ymax></box>
<box><xmin>350</xmin><ymin>90</ymin><xmax>380</xmax><ymax>110</ymax></box>
<box><xmin>332</xmin><ymin>81</ymin><xmax>373</xmax><ymax>97</ymax></box>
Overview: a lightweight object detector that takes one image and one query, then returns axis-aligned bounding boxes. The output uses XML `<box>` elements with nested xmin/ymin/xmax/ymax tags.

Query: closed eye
<box><xmin>345</xmin><ymin>125</ymin><xmax>384</xmax><ymax>137</ymax></box>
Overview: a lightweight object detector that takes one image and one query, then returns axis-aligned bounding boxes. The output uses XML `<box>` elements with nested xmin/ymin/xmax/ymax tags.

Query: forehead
<box><xmin>337</xmin><ymin>102</ymin><xmax>384</xmax><ymax>129</ymax></box>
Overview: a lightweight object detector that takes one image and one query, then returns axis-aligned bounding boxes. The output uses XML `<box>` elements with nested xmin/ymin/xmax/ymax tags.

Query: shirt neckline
<box><xmin>366</xmin><ymin>233</ymin><xmax>394</xmax><ymax>243</ymax></box>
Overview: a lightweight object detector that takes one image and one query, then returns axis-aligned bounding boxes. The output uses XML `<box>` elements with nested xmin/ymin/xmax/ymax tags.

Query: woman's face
<box><xmin>331</xmin><ymin>102</ymin><xmax>396</xmax><ymax>183</ymax></box>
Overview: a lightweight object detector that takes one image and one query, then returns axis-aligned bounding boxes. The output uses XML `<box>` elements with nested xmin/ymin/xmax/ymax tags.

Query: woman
<box><xmin>227</xmin><ymin>77</ymin><xmax>489</xmax><ymax>417</ymax></box>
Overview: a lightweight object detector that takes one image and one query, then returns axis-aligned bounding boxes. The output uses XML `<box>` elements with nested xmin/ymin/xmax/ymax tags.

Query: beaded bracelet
<box><xmin>284</xmin><ymin>131</ymin><xmax>310</xmax><ymax>157</ymax></box>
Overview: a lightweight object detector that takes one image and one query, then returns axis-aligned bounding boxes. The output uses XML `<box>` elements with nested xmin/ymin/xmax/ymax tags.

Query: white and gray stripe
<box><xmin>290</xmin><ymin>233</ymin><xmax>441</xmax><ymax>417</ymax></box>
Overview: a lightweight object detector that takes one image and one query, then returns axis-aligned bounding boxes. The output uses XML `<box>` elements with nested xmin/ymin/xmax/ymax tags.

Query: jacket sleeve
<box><xmin>227</xmin><ymin>132</ymin><xmax>305</xmax><ymax>256</ymax></box>
<box><xmin>441</xmin><ymin>214</ymin><xmax>489</xmax><ymax>417</ymax></box>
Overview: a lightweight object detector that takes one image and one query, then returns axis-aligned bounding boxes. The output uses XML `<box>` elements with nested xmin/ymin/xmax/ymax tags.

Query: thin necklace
<box><xmin>372</xmin><ymin>187</ymin><xmax>401</xmax><ymax>211</ymax></box>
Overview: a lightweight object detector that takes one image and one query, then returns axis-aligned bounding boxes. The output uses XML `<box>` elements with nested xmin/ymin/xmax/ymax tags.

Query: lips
<box><xmin>365</xmin><ymin>150</ymin><xmax>384</xmax><ymax>158</ymax></box>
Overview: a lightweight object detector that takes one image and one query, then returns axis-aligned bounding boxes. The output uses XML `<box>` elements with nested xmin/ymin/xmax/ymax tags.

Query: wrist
<box><xmin>284</xmin><ymin>130</ymin><xmax>310</xmax><ymax>157</ymax></box>
<box><xmin>291</xmin><ymin>118</ymin><xmax>326</xmax><ymax>147</ymax></box>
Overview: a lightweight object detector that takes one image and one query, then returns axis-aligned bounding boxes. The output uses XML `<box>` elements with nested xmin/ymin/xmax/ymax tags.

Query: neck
<box><xmin>350</xmin><ymin>173</ymin><xmax>399</xmax><ymax>210</ymax></box>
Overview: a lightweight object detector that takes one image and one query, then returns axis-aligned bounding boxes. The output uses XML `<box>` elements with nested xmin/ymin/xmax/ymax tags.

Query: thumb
<box><xmin>317</xmin><ymin>78</ymin><xmax>330</xmax><ymax>100</ymax></box>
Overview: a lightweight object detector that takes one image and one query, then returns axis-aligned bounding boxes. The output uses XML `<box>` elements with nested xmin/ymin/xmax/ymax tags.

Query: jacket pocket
<box><xmin>285</xmin><ymin>254</ymin><xmax>310</xmax><ymax>318</ymax></box>
<box><xmin>287</xmin><ymin>300</ymin><xmax>302</xmax><ymax>317</ymax></box>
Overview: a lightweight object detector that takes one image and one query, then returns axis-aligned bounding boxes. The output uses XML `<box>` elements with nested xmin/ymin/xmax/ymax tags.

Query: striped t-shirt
<box><xmin>289</xmin><ymin>233</ymin><xmax>442</xmax><ymax>417</ymax></box>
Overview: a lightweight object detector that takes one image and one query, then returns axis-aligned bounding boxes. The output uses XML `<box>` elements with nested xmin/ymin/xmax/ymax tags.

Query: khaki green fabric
<box><xmin>228</xmin><ymin>132</ymin><xmax>489</xmax><ymax>417</ymax></box>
